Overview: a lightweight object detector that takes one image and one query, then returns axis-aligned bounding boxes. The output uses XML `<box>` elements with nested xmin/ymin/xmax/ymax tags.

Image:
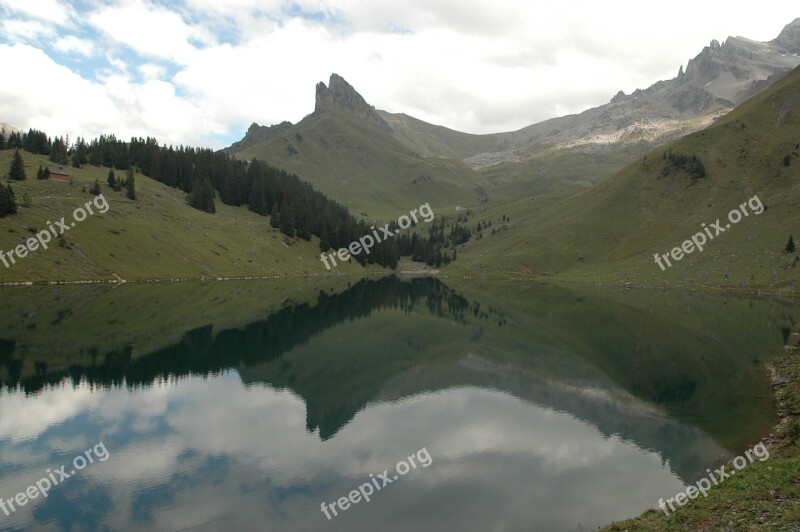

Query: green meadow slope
<box><xmin>233</xmin><ymin>110</ymin><xmax>488</xmax><ymax>219</ymax></box>
<box><xmin>448</xmin><ymin>66</ymin><xmax>800</xmax><ymax>291</ymax></box>
<box><xmin>378</xmin><ymin>111</ymin><xmax>500</xmax><ymax>159</ymax></box>
<box><xmin>5</xmin><ymin>62</ymin><xmax>799</xmax><ymax>287</ymax></box>
<box><xmin>382</xmin><ymin>110</ymin><xmax>657</xmax><ymax>201</ymax></box>
<box><xmin>0</xmin><ymin>151</ymin><xmax>370</xmax><ymax>282</ymax></box>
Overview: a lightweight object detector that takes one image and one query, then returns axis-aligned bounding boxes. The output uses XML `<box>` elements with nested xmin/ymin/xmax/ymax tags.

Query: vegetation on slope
<box><xmin>0</xmin><ymin>150</ymin><xmax>371</xmax><ymax>281</ymax></box>
<box><xmin>233</xmin><ymin>110</ymin><xmax>488</xmax><ymax>219</ymax></box>
<box><xmin>2</xmin><ymin>131</ymin><xmax>409</xmax><ymax>268</ymax></box>
<box><xmin>2</xmin><ymin>127</ymin><xmax>486</xmax><ymax>277</ymax></box>
<box><xmin>447</xmin><ymin>66</ymin><xmax>800</xmax><ymax>291</ymax></box>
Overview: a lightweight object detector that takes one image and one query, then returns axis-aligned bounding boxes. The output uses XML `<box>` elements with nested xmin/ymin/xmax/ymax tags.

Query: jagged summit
<box><xmin>228</xmin><ymin>74</ymin><xmax>393</xmax><ymax>153</ymax></box>
<box><xmin>314</xmin><ymin>74</ymin><xmax>392</xmax><ymax>132</ymax></box>
<box><xmin>774</xmin><ymin>18</ymin><xmax>800</xmax><ymax>53</ymax></box>
<box><xmin>229</xmin><ymin>19</ymin><xmax>800</xmax><ymax>187</ymax></box>
<box><xmin>606</xmin><ymin>21</ymin><xmax>800</xmax><ymax>113</ymax></box>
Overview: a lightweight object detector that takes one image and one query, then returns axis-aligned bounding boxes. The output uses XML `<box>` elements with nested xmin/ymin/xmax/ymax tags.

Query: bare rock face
<box><xmin>610</xmin><ymin>90</ymin><xmax>629</xmax><ymax>104</ymax></box>
<box><xmin>669</xmin><ymin>85</ymin><xmax>724</xmax><ymax>114</ymax></box>
<box><xmin>463</xmin><ymin>19</ymin><xmax>800</xmax><ymax>168</ymax></box>
<box><xmin>314</xmin><ymin>74</ymin><xmax>393</xmax><ymax>132</ymax></box>
<box><xmin>681</xmin><ymin>33</ymin><xmax>799</xmax><ymax>107</ymax></box>
<box><xmin>774</xmin><ymin>18</ymin><xmax>800</xmax><ymax>53</ymax></box>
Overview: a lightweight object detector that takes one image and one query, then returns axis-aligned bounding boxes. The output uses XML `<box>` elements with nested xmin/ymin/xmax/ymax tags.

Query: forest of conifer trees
<box><xmin>1</xmin><ymin>128</ymin><xmax>470</xmax><ymax>268</ymax></box>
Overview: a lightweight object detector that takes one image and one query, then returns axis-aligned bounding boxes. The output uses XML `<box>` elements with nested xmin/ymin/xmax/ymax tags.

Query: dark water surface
<box><xmin>0</xmin><ymin>278</ymin><xmax>795</xmax><ymax>531</ymax></box>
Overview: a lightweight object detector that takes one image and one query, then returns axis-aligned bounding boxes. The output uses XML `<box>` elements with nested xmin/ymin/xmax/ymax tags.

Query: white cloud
<box><xmin>0</xmin><ymin>375</ymin><xmax>706</xmax><ymax>530</ymax></box>
<box><xmin>53</xmin><ymin>34</ymin><xmax>96</xmax><ymax>57</ymax></box>
<box><xmin>88</xmin><ymin>0</ymin><xmax>210</xmax><ymax>64</ymax></box>
<box><xmin>0</xmin><ymin>382</ymin><xmax>97</xmax><ymax>441</ymax></box>
<box><xmin>1</xmin><ymin>18</ymin><xmax>54</xmax><ymax>41</ymax></box>
<box><xmin>0</xmin><ymin>0</ymin><xmax>74</xmax><ymax>25</ymax></box>
<box><xmin>0</xmin><ymin>0</ymin><xmax>797</xmax><ymax>147</ymax></box>
<box><xmin>0</xmin><ymin>43</ymin><xmax>226</xmax><ymax>146</ymax></box>
<box><xmin>139</xmin><ymin>63</ymin><xmax>167</xmax><ymax>80</ymax></box>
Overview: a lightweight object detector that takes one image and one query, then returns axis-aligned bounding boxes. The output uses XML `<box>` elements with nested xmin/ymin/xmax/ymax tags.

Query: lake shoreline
<box><xmin>3</xmin><ymin>270</ymin><xmax>798</xmax><ymax>301</ymax></box>
<box><xmin>602</xmin><ymin>333</ymin><xmax>800</xmax><ymax>530</ymax></box>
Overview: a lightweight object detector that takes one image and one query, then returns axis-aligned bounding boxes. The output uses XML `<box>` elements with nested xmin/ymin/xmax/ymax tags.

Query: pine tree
<box><xmin>126</xmin><ymin>173</ymin><xmax>136</xmax><ymax>200</ymax></box>
<box><xmin>107</xmin><ymin>169</ymin><xmax>116</xmax><ymax>190</ymax></box>
<box><xmin>0</xmin><ymin>130</ymin><xmax>5</xmax><ymax>150</ymax></box>
<box><xmin>0</xmin><ymin>184</ymin><xmax>17</xmax><ymax>216</ymax></box>
<box><xmin>269</xmin><ymin>203</ymin><xmax>280</xmax><ymax>228</ymax></box>
<box><xmin>188</xmin><ymin>177</ymin><xmax>215</xmax><ymax>213</ymax></box>
<box><xmin>297</xmin><ymin>207</ymin><xmax>311</xmax><ymax>240</ymax></box>
<box><xmin>279</xmin><ymin>199</ymin><xmax>295</xmax><ymax>237</ymax></box>
<box><xmin>9</xmin><ymin>149</ymin><xmax>26</xmax><ymax>180</ymax></box>
<box><xmin>49</xmin><ymin>137</ymin><xmax>68</xmax><ymax>164</ymax></box>
<box><xmin>319</xmin><ymin>222</ymin><xmax>331</xmax><ymax>251</ymax></box>
<box><xmin>20</xmin><ymin>190</ymin><xmax>32</xmax><ymax>207</ymax></box>
<box><xmin>36</xmin><ymin>165</ymin><xmax>46</xmax><ymax>180</ymax></box>
<box><xmin>89</xmin><ymin>179</ymin><xmax>101</xmax><ymax>195</ymax></box>
<box><xmin>787</xmin><ymin>235</ymin><xmax>796</xmax><ymax>253</ymax></box>
<box><xmin>71</xmin><ymin>138</ymin><xmax>87</xmax><ymax>168</ymax></box>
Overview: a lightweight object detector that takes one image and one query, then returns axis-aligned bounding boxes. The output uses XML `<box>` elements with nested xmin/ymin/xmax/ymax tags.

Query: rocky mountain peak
<box><xmin>677</xmin><ymin>23</ymin><xmax>800</xmax><ymax>108</ymax></box>
<box><xmin>314</xmin><ymin>74</ymin><xmax>393</xmax><ymax>132</ymax></box>
<box><xmin>774</xmin><ymin>18</ymin><xmax>800</xmax><ymax>53</ymax></box>
<box><xmin>610</xmin><ymin>90</ymin><xmax>628</xmax><ymax>104</ymax></box>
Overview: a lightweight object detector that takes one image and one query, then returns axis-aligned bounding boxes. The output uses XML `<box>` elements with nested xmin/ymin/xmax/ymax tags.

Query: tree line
<box><xmin>1</xmin><ymin>128</ymin><xmax>468</xmax><ymax>268</ymax></box>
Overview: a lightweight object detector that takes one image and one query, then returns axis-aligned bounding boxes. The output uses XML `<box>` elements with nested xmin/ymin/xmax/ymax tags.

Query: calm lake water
<box><xmin>0</xmin><ymin>277</ymin><xmax>795</xmax><ymax>531</ymax></box>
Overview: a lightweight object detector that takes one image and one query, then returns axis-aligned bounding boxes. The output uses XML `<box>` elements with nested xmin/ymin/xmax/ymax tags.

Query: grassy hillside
<box><xmin>477</xmin><ymin>143</ymin><xmax>653</xmax><ymax>202</ymax></box>
<box><xmin>234</xmin><ymin>110</ymin><xmax>488</xmax><ymax>219</ymax></box>
<box><xmin>380</xmin><ymin>110</ymin><xmax>704</xmax><ymax>201</ymax></box>
<box><xmin>381</xmin><ymin>102</ymin><xmax>725</xmax><ymax>201</ymax></box>
<box><xmin>0</xmin><ymin>150</ymin><xmax>372</xmax><ymax>282</ymax></box>
<box><xmin>447</xmin><ymin>66</ymin><xmax>800</xmax><ymax>291</ymax></box>
<box><xmin>378</xmin><ymin>111</ymin><xmax>502</xmax><ymax>159</ymax></box>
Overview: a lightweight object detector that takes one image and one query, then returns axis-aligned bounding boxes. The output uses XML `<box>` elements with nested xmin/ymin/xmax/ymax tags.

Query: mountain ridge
<box><xmin>228</xmin><ymin>19</ymin><xmax>800</xmax><ymax>203</ymax></box>
<box><xmin>449</xmin><ymin>63</ymin><xmax>800</xmax><ymax>289</ymax></box>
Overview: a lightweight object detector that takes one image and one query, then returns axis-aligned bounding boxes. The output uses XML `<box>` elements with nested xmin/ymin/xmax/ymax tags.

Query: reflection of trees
<box><xmin>1</xmin><ymin>277</ymin><xmax>469</xmax><ymax>394</ymax></box>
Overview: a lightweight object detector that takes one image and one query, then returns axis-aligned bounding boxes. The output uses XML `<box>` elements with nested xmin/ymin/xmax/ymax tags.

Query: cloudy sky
<box><xmin>0</xmin><ymin>0</ymin><xmax>796</xmax><ymax>148</ymax></box>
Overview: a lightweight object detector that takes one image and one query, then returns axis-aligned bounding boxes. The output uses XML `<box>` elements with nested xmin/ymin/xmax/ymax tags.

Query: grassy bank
<box><xmin>603</xmin><ymin>335</ymin><xmax>800</xmax><ymax>530</ymax></box>
<box><xmin>0</xmin><ymin>150</ymin><xmax>377</xmax><ymax>282</ymax></box>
